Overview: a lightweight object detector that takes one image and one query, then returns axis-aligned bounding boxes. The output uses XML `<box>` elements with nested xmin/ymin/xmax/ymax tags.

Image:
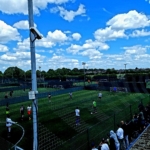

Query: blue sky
<box><xmin>0</xmin><ymin>0</ymin><xmax>150</xmax><ymax>72</ymax></box>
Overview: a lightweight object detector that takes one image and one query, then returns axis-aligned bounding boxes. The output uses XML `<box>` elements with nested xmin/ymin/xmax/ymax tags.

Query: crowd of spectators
<box><xmin>92</xmin><ymin>102</ymin><xmax>150</xmax><ymax>150</ymax></box>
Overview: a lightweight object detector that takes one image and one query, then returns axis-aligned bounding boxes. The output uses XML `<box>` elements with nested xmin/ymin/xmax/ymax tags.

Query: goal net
<box><xmin>110</xmin><ymin>87</ymin><xmax>128</xmax><ymax>93</ymax></box>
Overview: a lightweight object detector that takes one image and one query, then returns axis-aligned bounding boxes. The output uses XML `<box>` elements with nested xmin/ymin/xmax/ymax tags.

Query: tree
<box><xmin>4</xmin><ymin>67</ymin><xmax>25</xmax><ymax>79</ymax></box>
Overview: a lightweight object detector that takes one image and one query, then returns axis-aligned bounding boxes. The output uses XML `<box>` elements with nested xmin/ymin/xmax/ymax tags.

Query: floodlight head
<box><xmin>30</xmin><ymin>27</ymin><xmax>42</xmax><ymax>40</ymax></box>
<box><xmin>82</xmin><ymin>62</ymin><xmax>86</xmax><ymax>65</ymax></box>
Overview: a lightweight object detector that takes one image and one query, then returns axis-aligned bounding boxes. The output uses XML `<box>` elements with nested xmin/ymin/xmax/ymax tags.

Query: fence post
<box><xmin>114</xmin><ymin>113</ymin><xmax>116</xmax><ymax>131</ymax></box>
<box><xmin>87</xmin><ymin>128</ymin><xmax>90</xmax><ymax>150</ymax></box>
<box><xmin>130</xmin><ymin>105</ymin><xmax>132</xmax><ymax>119</ymax></box>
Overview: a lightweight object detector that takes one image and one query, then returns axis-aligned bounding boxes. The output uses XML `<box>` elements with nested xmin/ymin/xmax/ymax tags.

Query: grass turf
<box><xmin>0</xmin><ymin>90</ymin><xmax>149</xmax><ymax>150</ymax></box>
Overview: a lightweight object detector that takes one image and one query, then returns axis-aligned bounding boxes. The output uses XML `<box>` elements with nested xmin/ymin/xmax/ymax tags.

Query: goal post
<box><xmin>110</xmin><ymin>87</ymin><xmax>128</xmax><ymax>93</ymax></box>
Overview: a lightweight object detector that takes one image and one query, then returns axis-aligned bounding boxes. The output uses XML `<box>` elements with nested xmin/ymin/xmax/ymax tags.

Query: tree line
<box><xmin>0</xmin><ymin>66</ymin><xmax>150</xmax><ymax>80</ymax></box>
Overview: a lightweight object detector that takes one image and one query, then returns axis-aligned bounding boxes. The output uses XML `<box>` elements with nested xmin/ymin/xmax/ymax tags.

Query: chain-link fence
<box><xmin>56</xmin><ymin>95</ymin><xmax>149</xmax><ymax>150</ymax></box>
<box><xmin>0</xmin><ymin>87</ymin><xmax>84</xmax><ymax>106</ymax></box>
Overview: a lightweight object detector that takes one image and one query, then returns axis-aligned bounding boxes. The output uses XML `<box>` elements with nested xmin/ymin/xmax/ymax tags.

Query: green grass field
<box><xmin>0</xmin><ymin>90</ymin><xmax>149</xmax><ymax>150</ymax></box>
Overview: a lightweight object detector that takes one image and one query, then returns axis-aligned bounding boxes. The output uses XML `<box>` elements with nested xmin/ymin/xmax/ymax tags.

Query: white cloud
<box><xmin>0</xmin><ymin>20</ymin><xmax>20</xmax><ymax>43</ymax></box>
<box><xmin>130</xmin><ymin>29</ymin><xmax>150</xmax><ymax>37</ymax></box>
<box><xmin>67</xmin><ymin>44</ymin><xmax>82</xmax><ymax>54</ymax></box>
<box><xmin>79</xmin><ymin>49</ymin><xmax>103</xmax><ymax>60</ymax></box>
<box><xmin>94</xmin><ymin>27</ymin><xmax>127</xmax><ymax>41</ymax></box>
<box><xmin>107</xmin><ymin>10</ymin><xmax>150</xmax><ymax>30</ymax></box>
<box><xmin>0</xmin><ymin>44</ymin><xmax>9</xmax><ymax>52</ymax></box>
<box><xmin>13</xmin><ymin>20</ymin><xmax>37</xmax><ymax>30</ymax></box>
<box><xmin>0</xmin><ymin>0</ymin><xmax>71</xmax><ymax>15</ymax></box>
<box><xmin>123</xmin><ymin>45</ymin><xmax>149</xmax><ymax>55</ymax></box>
<box><xmin>47</xmin><ymin>30</ymin><xmax>68</xmax><ymax>42</ymax></box>
<box><xmin>145</xmin><ymin>0</ymin><xmax>150</xmax><ymax>4</ymax></box>
<box><xmin>51</xmin><ymin>4</ymin><xmax>86</xmax><ymax>22</ymax></box>
<box><xmin>72</xmin><ymin>33</ymin><xmax>81</xmax><ymax>41</ymax></box>
<box><xmin>0</xmin><ymin>51</ymin><xmax>45</xmax><ymax>70</ymax></box>
<box><xmin>47</xmin><ymin>54</ymin><xmax>79</xmax><ymax>69</ymax></box>
<box><xmin>14</xmin><ymin>30</ymin><xmax>71</xmax><ymax>51</ymax></box>
<box><xmin>67</xmin><ymin>39</ymin><xmax>109</xmax><ymax>55</ymax></box>
<box><xmin>83</xmin><ymin>39</ymin><xmax>109</xmax><ymax>50</ymax></box>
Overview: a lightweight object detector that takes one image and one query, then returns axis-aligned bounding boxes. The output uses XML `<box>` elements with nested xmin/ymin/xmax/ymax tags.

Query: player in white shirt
<box><xmin>69</xmin><ymin>92</ymin><xmax>72</xmax><ymax>99</ymax></box>
<box><xmin>27</xmin><ymin>105</ymin><xmax>32</xmax><ymax>120</ymax></box>
<box><xmin>75</xmin><ymin>107</ymin><xmax>80</xmax><ymax>125</ymax></box>
<box><xmin>6</xmin><ymin>115</ymin><xmax>17</xmax><ymax>137</ymax></box>
<box><xmin>98</xmin><ymin>92</ymin><xmax>102</xmax><ymax>99</ymax></box>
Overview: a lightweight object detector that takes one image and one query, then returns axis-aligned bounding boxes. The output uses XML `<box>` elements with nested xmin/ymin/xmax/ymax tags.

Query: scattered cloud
<box><xmin>123</xmin><ymin>45</ymin><xmax>149</xmax><ymax>55</ymax></box>
<box><xmin>130</xmin><ymin>29</ymin><xmax>150</xmax><ymax>37</ymax></box>
<box><xmin>0</xmin><ymin>44</ymin><xmax>9</xmax><ymax>52</ymax></box>
<box><xmin>72</xmin><ymin>33</ymin><xmax>81</xmax><ymax>41</ymax></box>
<box><xmin>13</xmin><ymin>20</ymin><xmax>37</xmax><ymax>30</ymax></box>
<box><xmin>0</xmin><ymin>0</ymin><xmax>71</xmax><ymax>15</ymax></box>
<box><xmin>145</xmin><ymin>0</ymin><xmax>150</xmax><ymax>4</ymax></box>
<box><xmin>107</xmin><ymin>10</ymin><xmax>150</xmax><ymax>30</ymax></box>
<box><xmin>0</xmin><ymin>20</ymin><xmax>21</xmax><ymax>43</ymax></box>
<box><xmin>67</xmin><ymin>39</ymin><xmax>109</xmax><ymax>56</ymax></box>
<box><xmin>50</xmin><ymin>4</ymin><xmax>86</xmax><ymax>22</ymax></box>
<box><xmin>79</xmin><ymin>49</ymin><xmax>103</xmax><ymax>60</ymax></box>
<box><xmin>94</xmin><ymin>27</ymin><xmax>127</xmax><ymax>41</ymax></box>
<box><xmin>102</xmin><ymin>8</ymin><xmax>113</xmax><ymax>15</ymax></box>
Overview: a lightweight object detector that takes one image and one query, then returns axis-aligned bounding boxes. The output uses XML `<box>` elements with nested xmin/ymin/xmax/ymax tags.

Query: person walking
<box><xmin>75</xmin><ymin>107</ymin><xmax>80</xmax><ymax>125</ymax></box>
<box><xmin>20</xmin><ymin>105</ymin><xmax>25</xmax><ymax>121</ymax></box>
<box><xmin>48</xmin><ymin>93</ymin><xmax>51</xmax><ymax>102</ymax></box>
<box><xmin>69</xmin><ymin>92</ymin><xmax>72</xmax><ymax>99</ymax></box>
<box><xmin>91</xmin><ymin>100</ymin><xmax>97</xmax><ymax>114</ymax></box>
<box><xmin>27</xmin><ymin>105</ymin><xmax>32</xmax><ymax>120</ymax></box>
<box><xmin>6</xmin><ymin>103</ymin><xmax>10</xmax><ymax>115</ymax></box>
<box><xmin>6</xmin><ymin>114</ymin><xmax>17</xmax><ymax>137</ymax></box>
<box><xmin>98</xmin><ymin>92</ymin><xmax>102</xmax><ymax>100</ymax></box>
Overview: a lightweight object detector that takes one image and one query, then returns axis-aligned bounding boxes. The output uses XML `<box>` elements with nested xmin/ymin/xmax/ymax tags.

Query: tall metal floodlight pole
<box><xmin>124</xmin><ymin>64</ymin><xmax>127</xmax><ymax>73</ymax></box>
<box><xmin>82</xmin><ymin>62</ymin><xmax>86</xmax><ymax>87</ymax></box>
<box><xmin>124</xmin><ymin>64</ymin><xmax>127</xmax><ymax>80</ymax></box>
<box><xmin>39</xmin><ymin>66</ymin><xmax>41</xmax><ymax>80</ymax></box>
<box><xmin>28</xmin><ymin>0</ymin><xmax>42</xmax><ymax>149</ymax></box>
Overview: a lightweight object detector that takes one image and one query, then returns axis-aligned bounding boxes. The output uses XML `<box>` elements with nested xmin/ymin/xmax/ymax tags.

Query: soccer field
<box><xmin>0</xmin><ymin>90</ymin><xmax>149</xmax><ymax>149</ymax></box>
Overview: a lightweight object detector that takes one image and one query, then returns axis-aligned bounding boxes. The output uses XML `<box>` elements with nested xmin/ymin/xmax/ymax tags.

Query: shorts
<box><xmin>27</xmin><ymin>111</ymin><xmax>31</xmax><ymax>115</ymax></box>
<box><xmin>21</xmin><ymin>111</ymin><xmax>24</xmax><ymax>115</ymax></box>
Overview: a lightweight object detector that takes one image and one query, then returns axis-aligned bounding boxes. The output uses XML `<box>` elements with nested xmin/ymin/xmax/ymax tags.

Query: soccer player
<box><xmin>6</xmin><ymin>103</ymin><xmax>9</xmax><ymax>115</ymax></box>
<box><xmin>69</xmin><ymin>92</ymin><xmax>72</xmax><ymax>99</ymax></box>
<box><xmin>98</xmin><ymin>91</ymin><xmax>102</xmax><ymax>100</ymax></box>
<box><xmin>6</xmin><ymin>114</ymin><xmax>17</xmax><ymax>137</ymax></box>
<box><xmin>48</xmin><ymin>93</ymin><xmax>51</xmax><ymax>102</ymax></box>
<box><xmin>27</xmin><ymin>105</ymin><xmax>32</xmax><ymax>120</ymax></box>
<box><xmin>91</xmin><ymin>100</ymin><xmax>97</xmax><ymax>114</ymax></box>
<box><xmin>20</xmin><ymin>105</ymin><xmax>25</xmax><ymax>121</ymax></box>
<box><xmin>75</xmin><ymin>107</ymin><xmax>80</xmax><ymax>125</ymax></box>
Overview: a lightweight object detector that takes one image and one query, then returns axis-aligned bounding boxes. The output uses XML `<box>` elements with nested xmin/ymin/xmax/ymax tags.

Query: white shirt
<box><xmin>101</xmin><ymin>143</ymin><xmax>110</xmax><ymax>150</ymax></box>
<box><xmin>6</xmin><ymin>118</ymin><xmax>15</xmax><ymax>127</ymax></box>
<box><xmin>92</xmin><ymin>148</ymin><xmax>98</xmax><ymax>150</ymax></box>
<box><xmin>116</xmin><ymin>127</ymin><xmax>124</xmax><ymax>139</ymax></box>
<box><xmin>98</xmin><ymin>93</ymin><xmax>102</xmax><ymax>97</ymax></box>
<box><xmin>75</xmin><ymin>109</ymin><xmax>80</xmax><ymax>116</ymax></box>
<box><xmin>27</xmin><ymin>106</ymin><xmax>32</xmax><ymax>111</ymax></box>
